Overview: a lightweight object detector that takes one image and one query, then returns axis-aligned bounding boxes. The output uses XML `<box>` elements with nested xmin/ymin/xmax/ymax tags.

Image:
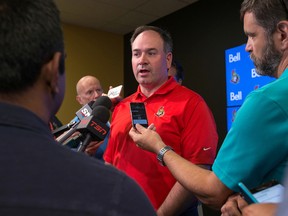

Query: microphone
<box><xmin>92</xmin><ymin>95</ymin><xmax>112</xmax><ymax>110</ymax></box>
<box><xmin>66</xmin><ymin>96</ymin><xmax>111</xmax><ymax>131</ymax></box>
<box><xmin>56</xmin><ymin>121</ymin><xmax>80</xmax><ymax>144</ymax></box>
<box><xmin>52</xmin><ymin>101</ymin><xmax>94</xmax><ymax>137</ymax></box>
<box><xmin>65</xmin><ymin>95</ymin><xmax>111</xmax><ymax>128</ymax></box>
<box><xmin>75</xmin><ymin>100</ymin><xmax>94</xmax><ymax>120</ymax></box>
<box><xmin>56</xmin><ymin>104</ymin><xmax>110</xmax><ymax>145</ymax></box>
<box><xmin>76</xmin><ymin>106</ymin><xmax>110</xmax><ymax>152</ymax></box>
<box><xmin>61</xmin><ymin>131</ymin><xmax>83</xmax><ymax>148</ymax></box>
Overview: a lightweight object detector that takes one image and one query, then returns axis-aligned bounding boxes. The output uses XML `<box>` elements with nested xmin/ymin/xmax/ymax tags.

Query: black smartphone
<box><xmin>238</xmin><ymin>180</ymin><xmax>284</xmax><ymax>204</ymax></box>
<box><xmin>129</xmin><ymin>102</ymin><xmax>148</xmax><ymax>128</ymax></box>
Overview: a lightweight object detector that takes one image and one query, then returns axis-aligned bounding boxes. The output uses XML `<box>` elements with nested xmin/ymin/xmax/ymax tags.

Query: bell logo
<box><xmin>230</xmin><ymin>91</ymin><xmax>242</xmax><ymax>101</ymax></box>
<box><xmin>251</xmin><ymin>68</ymin><xmax>261</xmax><ymax>78</ymax></box>
<box><xmin>229</xmin><ymin>52</ymin><xmax>241</xmax><ymax>63</ymax></box>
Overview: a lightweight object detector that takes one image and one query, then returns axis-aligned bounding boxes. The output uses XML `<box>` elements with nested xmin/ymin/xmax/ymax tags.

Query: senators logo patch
<box><xmin>155</xmin><ymin>106</ymin><xmax>165</xmax><ymax>117</ymax></box>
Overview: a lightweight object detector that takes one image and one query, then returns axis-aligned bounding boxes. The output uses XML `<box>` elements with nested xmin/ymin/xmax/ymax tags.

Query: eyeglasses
<box><xmin>279</xmin><ymin>0</ymin><xmax>288</xmax><ymax>19</ymax></box>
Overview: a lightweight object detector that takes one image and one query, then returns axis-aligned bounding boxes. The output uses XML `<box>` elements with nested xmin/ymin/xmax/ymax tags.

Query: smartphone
<box><xmin>129</xmin><ymin>102</ymin><xmax>148</xmax><ymax>128</ymax></box>
<box><xmin>238</xmin><ymin>181</ymin><xmax>284</xmax><ymax>204</ymax></box>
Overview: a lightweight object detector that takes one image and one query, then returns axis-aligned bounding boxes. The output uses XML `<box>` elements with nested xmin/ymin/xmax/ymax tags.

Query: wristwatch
<box><xmin>157</xmin><ymin>146</ymin><xmax>173</xmax><ymax>166</ymax></box>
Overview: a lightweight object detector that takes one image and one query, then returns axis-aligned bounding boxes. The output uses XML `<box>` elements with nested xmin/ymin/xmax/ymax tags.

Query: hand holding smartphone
<box><xmin>129</xmin><ymin>102</ymin><xmax>148</xmax><ymax>128</ymax></box>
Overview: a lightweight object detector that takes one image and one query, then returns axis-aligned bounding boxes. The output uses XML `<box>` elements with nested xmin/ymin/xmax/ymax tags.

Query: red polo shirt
<box><xmin>104</xmin><ymin>77</ymin><xmax>218</xmax><ymax>209</ymax></box>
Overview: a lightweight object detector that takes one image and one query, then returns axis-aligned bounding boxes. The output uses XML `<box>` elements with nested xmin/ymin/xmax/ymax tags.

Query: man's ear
<box><xmin>76</xmin><ymin>95</ymin><xmax>82</xmax><ymax>105</ymax></box>
<box><xmin>43</xmin><ymin>52</ymin><xmax>63</xmax><ymax>97</ymax></box>
<box><xmin>166</xmin><ymin>52</ymin><xmax>173</xmax><ymax>70</ymax></box>
<box><xmin>277</xmin><ymin>21</ymin><xmax>288</xmax><ymax>50</ymax></box>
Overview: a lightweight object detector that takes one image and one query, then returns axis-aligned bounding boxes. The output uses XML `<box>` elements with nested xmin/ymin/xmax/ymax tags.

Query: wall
<box><xmin>56</xmin><ymin>23</ymin><xmax>123</xmax><ymax>124</ymax></box>
<box><xmin>123</xmin><ymin>0</ymin><xmax>246</xmax><ymax>215</ymax></box>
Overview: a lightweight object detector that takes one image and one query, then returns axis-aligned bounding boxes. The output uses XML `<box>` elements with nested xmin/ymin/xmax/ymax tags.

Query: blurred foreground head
<box><xmin>0</xmin><ymin>0</ymin><xmax>65</xmax><ymax>122</ymax></box>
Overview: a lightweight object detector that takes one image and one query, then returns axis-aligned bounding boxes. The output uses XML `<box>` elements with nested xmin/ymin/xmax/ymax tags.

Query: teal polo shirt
<box><xmin>213</xmin><ymin>69</ymin><xmax>288</xmax><ymax>191</ymax></box>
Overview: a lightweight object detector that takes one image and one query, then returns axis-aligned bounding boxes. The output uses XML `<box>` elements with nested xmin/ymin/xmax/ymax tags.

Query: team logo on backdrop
<box><xmin>155</xmin><ymin>106</ymin><xmax>165</xmax><ymax>117</ymax></box>
<box><xmin>230</xmin><ymin>69</ymin><xmax>240</xmax><ymax>84</ymax></box>
<box><xmin>231</xmin><ymin>109</ymin><xmax>237</xmax><ymax>123</ymax></box>
<box><xmin>254</xmin><ymin>85</ymin><xmax>260</xmax><ymax>90</ymax></box>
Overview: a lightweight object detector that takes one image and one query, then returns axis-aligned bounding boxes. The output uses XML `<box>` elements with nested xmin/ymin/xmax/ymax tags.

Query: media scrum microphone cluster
<box><xmin>76</xmin><ymin>106</ymin><xmax>110</xmax><ymax>152</ymax></box>
<box><xmin>53</xmin><ymin>96</ymin><xmax>112</xmax><ymax>151</ymax></box>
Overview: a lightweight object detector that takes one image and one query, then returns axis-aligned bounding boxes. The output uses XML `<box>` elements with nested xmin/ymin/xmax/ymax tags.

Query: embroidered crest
<box><xmin>155</xmin><ymin>106</ymin><xmax>165</xmax><ymax>117</ymax></box>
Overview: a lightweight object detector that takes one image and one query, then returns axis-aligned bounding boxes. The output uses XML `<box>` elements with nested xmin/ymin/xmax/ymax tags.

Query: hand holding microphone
<box><xmin>52</xmin><ymin>100</ymin><xmax>94</xmax><ymax>137</ymax></box>
<box><xmin>56</xmin><ymin>96</ymin><xmax>112</xmax><ymax>145</ymax></box>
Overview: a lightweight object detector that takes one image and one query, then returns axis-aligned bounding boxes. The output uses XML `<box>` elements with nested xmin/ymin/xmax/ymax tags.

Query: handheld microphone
<box><xmin>52</xmin><ymin>101</ymin><xmax>94</xmax><ymax>137</ymax></box>
<box><xmin>62</xmin><ymin>131</ymin><xmax>83</xmax><ymax>148</ymax></box>
<box><xmin>92</xmin><ymin>95</ymin><xmax>112</xmax><ymax>110</ymax></box>
<box><xmin>76</xmin><ymin>106</ymin><xmax>110</xmax><ymax>152</ymax></box>
<box><xmin>75</xmin><ymin>100</ymin><xmax>94</xmax><ymax>120</ymax></box>
<box><xmin>66</xmin><ymin>96</ymin><xmax>111</xmax><ymax>128</ymax></box>
<box><xmin>56</xmin><ymin>104</ymin><xmax>110</xmax><ymax>145</ymax></box>
<box><xmin>56</xmin><ymin>122</ymin><xmax>79</xmax><ymax>144</ymax></box>
<box><xmin>67</xmin><ymin>96</ymin><xmax>111</xmax><ymax>131</ymax></box>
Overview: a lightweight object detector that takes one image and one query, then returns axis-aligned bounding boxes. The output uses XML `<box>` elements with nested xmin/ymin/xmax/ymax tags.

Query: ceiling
<box><xmin>54</xmin><ymin>0</ymin><xmax>199</xmax><ymax>35</ymax></box>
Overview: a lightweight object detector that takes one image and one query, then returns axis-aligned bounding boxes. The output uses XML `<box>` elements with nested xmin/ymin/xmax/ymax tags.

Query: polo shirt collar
<box><xmin>133</xmin><ymin>76</ymin><xmax>178</xmax><ymax>100</ymax></box>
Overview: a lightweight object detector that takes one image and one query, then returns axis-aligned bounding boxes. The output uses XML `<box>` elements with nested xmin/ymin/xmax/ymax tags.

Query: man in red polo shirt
<box><xmin>104</xmin><ymin>25</ymin><xmax>218</xmax><ymax>215</ymax></box>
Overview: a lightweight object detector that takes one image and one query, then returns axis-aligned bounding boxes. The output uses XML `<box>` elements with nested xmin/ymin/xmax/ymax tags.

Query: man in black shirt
<box><xmin>0</xmin><ymin>0</ymin><xmax>156</xmax><ymax>215</ymax></box>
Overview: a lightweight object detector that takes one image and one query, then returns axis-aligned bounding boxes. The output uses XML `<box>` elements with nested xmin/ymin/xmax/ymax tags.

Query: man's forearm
<box><xmin>163</xmin><ymin>150</ymin><xmax>233</xmax><ymax>209</ymax></box>
<box><xmin>157</xmin><ymin>181</ymin><xmax>198</xmax><ymax>216</ymax></box>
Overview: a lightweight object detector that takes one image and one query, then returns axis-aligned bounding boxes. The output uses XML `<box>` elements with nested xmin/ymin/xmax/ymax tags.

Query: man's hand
<box><xmin>129</xmin><ymin>123</ymin><xmax>165</xmax><ymax>154</ymax></box>
<box><xmin>221</xmin><ymin>191</ymin><xmax>279</xmax><ymax>216</ymax></box>
<box><xmin>85</xmin><ymin>140</ymin><xmax>103</xmax><ymax>156</ymax></box>
<box><xmin>221</xmin><ymin>194</ymin><xmax>247</xmax><ymax>216</ymax></box>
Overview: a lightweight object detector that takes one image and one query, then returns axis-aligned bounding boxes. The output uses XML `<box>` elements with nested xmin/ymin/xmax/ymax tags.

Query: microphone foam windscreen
<box><xmin>88</xmin><ymin>100</ymin><xmax>94</xmax><ymax>107</ymax></box>
<box><xmin>91</xmin><ymin>105</ymin><xmax>110</xmax><ymax>123</ymax></box>
<box><xmin>92</xmin><ymin>96</ymin><xmax>112</xmax><ymax>110</ymax></box>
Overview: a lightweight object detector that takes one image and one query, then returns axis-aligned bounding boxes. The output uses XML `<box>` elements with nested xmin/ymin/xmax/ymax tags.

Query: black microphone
<box><xmin>76</xmin><ymin>106</ymin><xmax>110</xmax><ymax>152</ymax></box>
<box><xmin>75</xmin><ymin>100</ymin><xmax>94</xmax><ymax>120</ymax></box>
<box><xmin>56</xmin><ymin>97</ymin><xmax>112</xmax><ymax>145</ymax></box>
<box><xmin>52</xmin><ymin>101</ymin><xmax>94</xmax><ymax>137</ymax></box>
<box><xmin>56</xmin><ymin>121</ymin><xmax>80</xmax><ymax>144</ymax></box>
<box><xmin>61</xmin><ymin>131</ymin><xmax>83</xmax><ymax>148</ymax></box>
<box><xmin>59</xmin><ymin>96</ymin><xmax>111</xmax><ymax>134</ymax></box>
<box><xmin>92</xmin><ymin>95</ymin><xmax>112</xmax><ymax>110</ymax></box>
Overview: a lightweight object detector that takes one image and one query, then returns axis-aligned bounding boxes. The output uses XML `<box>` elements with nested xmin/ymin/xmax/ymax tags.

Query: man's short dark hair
<box><xmin>0</xmin><ymin>0</ymin><xmax>64</xmax><ymax>93</ymax></box>
<box><xmin>240</xmin><ymin>0</ymin><xmax>288</xmax><ymax>35</ymax></box>
<box><xmin>130</xmin><ymin>25</ymin><xmax>173</xmax><ymax>54</ymax></box>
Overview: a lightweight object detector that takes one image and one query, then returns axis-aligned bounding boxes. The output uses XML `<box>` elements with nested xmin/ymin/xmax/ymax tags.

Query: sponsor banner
<box><xmin>225</xmin><ymin>44</ymin><xmax>275</xmax><ymax>107</ymax></box>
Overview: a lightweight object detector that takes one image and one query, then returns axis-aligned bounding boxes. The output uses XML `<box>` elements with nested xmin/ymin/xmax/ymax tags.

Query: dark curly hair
<box><xmin>0</xmin><ymin>0</ymin><xmax>64</xmax><ymax>93</ymax></box>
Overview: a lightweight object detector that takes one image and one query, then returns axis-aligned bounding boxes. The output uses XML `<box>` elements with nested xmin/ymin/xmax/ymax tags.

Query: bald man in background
<box><xmin>76</xmin><ymin>75</ymin><xmax>104</xmax><ymax>105</ymax></box>
<box><xmin>75</xmin><ymin>75</ymin><xmax>109</xmax><ymax>160</ymax></box>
